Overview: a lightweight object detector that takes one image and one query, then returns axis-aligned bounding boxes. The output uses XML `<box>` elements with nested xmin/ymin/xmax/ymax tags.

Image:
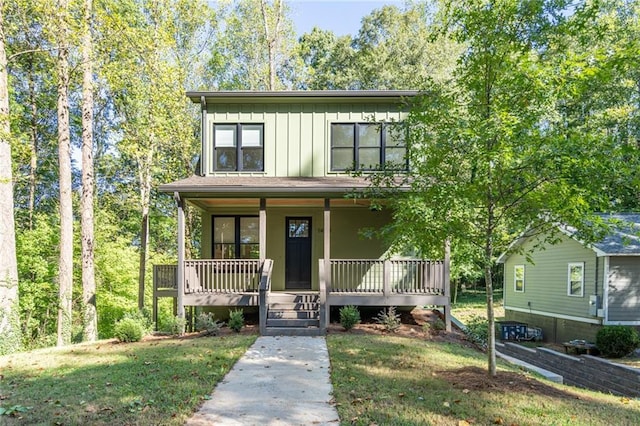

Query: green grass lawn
<box><xmin>0</xmin><ymin>334</ymin><xmax>256</xmax><ymax>425</ymax></box>
<box><xmin>451</xmin><ymin>289</ymin><xmax>504</xmax><ymax>324</ymax></box>
<box><xmin>327</xmin><ymin>334</ymin><xmax>640</xmax><ymax>426</ymax></box>
<box><xmin>2</xmin><ymin>326</ymin><xmax>639</xmax><ymax>425</ymax></box>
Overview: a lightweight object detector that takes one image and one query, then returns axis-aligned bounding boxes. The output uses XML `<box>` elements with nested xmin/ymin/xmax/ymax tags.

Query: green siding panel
<box><xmin>608</xmin><ymin>257</ymin><xmax>640</xmax><ymax>322</ymax></box>
<box><xmin>204</xmin><ymin>102</ymin><xmax>406</xmax><ymax>177</ymax></box>
<box><xmin>503</xmin><ymin>233</ymin><xmax>600</xmax><ymax>320</ymax></box>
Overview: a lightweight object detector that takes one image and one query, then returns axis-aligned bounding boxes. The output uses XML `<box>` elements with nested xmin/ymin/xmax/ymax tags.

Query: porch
<box><xmin>153</xmin><ymin>256</ymin><xmax>451</xmax><ymax>336</ymax></box>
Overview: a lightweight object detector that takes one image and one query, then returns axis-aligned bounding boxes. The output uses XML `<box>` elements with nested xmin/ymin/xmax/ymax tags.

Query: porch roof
<box><xmin>159</xmin><ymin>175</ymin><xmax>380</xmax><ymax>198</ymax></box>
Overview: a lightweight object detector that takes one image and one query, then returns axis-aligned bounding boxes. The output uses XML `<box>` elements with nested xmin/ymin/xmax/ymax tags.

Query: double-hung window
<box><xmin>213</xmin><ymin>123</ymin><xmax>264</xmax><ymax>171</ymax></box>
<box><xmin>331</xmin><ymin>123</ymin><xmax>407</xmax><ymax>171</ymax></box>
<box><xmin>567</xmin><ymin>262</ymin><xmax>584</xmax><ymax>297</ymax></box>
<box><xmin>213</xmin><ymin>216</ymin><xmax>259</xmax><ymax>259</ymax></box>
<box><xmin>514</xmin><ymin>264</ymin><xmax>525</xmax><ymax>292</ymax></box>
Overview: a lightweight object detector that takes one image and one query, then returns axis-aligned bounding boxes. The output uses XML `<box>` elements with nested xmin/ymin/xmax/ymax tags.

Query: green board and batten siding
<box><xmin>503</xmin><ymin>233</ymin><xmax>601</xmax><ymax>321</ymax></box>
<box><xmin>202</xmin><ymin>102</ymin><xmax>405</xmax><ymax>178</ymax></box>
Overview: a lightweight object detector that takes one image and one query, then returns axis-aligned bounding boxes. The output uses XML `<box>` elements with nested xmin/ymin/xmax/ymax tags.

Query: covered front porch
<box><xmin>157</xmin><ymin>176</ymin><xmax>451</xmax><ymax>335</ymax></box>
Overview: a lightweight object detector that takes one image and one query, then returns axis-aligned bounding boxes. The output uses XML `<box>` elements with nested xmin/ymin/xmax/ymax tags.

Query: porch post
<box><xmin>175</xmin><ymin>192</ymin><xmax>185</xmax><ymax>322</ymax></box>
<box><xmin>443</xmin><ymin>238</ymin><xmax>451</xmax><ymax>332</ymax></box>
<box><xmin>259</xmin><ymin>198</ymin><xmax>266</xmax><ymax>261</ymax></box>
<box><xmin>323</xmin><ymin>198</ymin><xmax>331</xmax><ymax>329</ymax></box>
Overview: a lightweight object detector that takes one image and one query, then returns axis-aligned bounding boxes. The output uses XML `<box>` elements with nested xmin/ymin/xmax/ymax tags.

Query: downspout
<box><xmin>603</xmin><ymin>256</ymin><xmax>610</xmax><ymax>325</ymax></box>
<box><xmin>175</xmin><ymin>192</ymin><xmax>185</xmax><ymax>323</ymax></box>
<box><xmin>200</xmin><ymin>96</ymin><xmax>207</xmax><ymax>176</ymax></box>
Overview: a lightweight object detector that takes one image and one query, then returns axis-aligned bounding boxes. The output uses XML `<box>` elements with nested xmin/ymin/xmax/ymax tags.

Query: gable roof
<box><xmin>589</xmin><ymin>213</ymin><xmax>640</xmax><ymax>255</ymax></box>
<box><xmin>497</xmin><ymin>213</ymin><xmax>640</xmax><ymax>263</ymax></box>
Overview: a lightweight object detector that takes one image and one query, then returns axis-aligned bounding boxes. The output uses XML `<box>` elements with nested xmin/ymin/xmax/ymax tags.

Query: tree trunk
<box><xmin>56</xmin><ymin>0</ymin><xmax>73</xmax><ymax>347</ymax></box>
<box><xmin>81</xmin><ymin>0</ymin><xmax>97</xmax><ymax>342</ymax></box>
<box><xmin>137</xmin><ymin>151</ymin><xmax>152</xmax><ymax>311</ymax></box>
<box><xmin>261</xmin><ymin>0</ymin><xmax>283</xmax><ymax>91</ymax></box>
<box><xmin>0</xmin><ymin>0</ymin><xmax>23</xmax><ymax>355</ymax></box>
<box><xmin>27</xmin><ymin>55</ymin><xmax>37</xmax><ymax>230</ymax></box>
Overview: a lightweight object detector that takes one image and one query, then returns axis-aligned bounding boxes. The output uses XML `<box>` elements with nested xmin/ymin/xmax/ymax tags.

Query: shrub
<box><xmin>339</xmin><ymin>305</ymin><xmax>360</xmax><ymax>331</ymax></box>
<box><xmin>375</xmin><ymin>306</ymin><xmax>402</xmax><ymax>332</ymax></box>
<box><xmin>113</xmin><ymin>318</ymin><xmax>145</xmax><ymax>342</ymax></box>
<box><xmin>596</xmin><ymin>325</ymin><xmax>640</xmax><ymax>358</ymax></box>
<box><xmin>228</xmin><ymin>309</ymin><xmax>244</xmax><ymax>332</ymax></box>
<box><xmin>432</xmin><ymin>318</ymin><xmax>446</xmax><ymax>332</ymax></box>
<box><xmin>123</xmin><ymin>309</ymin><xmax>154</xmax><ymax>334</ymax></box>
<box><xmin>464</xmin><ymin>316</ymin><xmax>489</xmax><ymax>348</ymax></box>
<box><xmin>195</xmin><ymin>312</ymin><xmax>223</xmax><ymax>335</ymax></box>
<box><xmin>164</xmin><ymin>316</ymin><xmax>186</xmax><ymax>336</ymax></box>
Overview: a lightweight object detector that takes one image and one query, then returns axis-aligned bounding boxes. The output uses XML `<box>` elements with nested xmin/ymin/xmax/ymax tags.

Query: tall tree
<box><xmin>368</xmin><ymin>0</ymin><xmax>637</xmax><ymax>376</ymax></box>
<box><xmin>0</xmin><ymin>0</ymin><xmax>22</xmax><ymax>355</ymax></box>
<box><xmin>81</xmin><ymin>0</ymin><xmax>97</xmax><ymax>341</ymax></box>
<box><xmin>55</xmin><ymin>0</ymin><xmax>73</xmax><ymax>346</ymax></box>
<box><xmin>207</xmin><ymin>0</ymin><xmax>299</xmax><ymax>90</ymax></box>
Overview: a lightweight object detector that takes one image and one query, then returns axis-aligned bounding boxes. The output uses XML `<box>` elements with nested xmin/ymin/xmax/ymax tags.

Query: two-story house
<box><xmin>154</xmin><ymin>91</ymin><xmax>451</xmax><ymax>336</ymax></box>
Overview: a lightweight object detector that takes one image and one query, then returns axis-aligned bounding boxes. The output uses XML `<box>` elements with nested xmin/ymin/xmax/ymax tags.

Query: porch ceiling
<box><xmin>160</xmin><ymin>175</ymin><xmax>377</xmax><ymax>199</ymax></box>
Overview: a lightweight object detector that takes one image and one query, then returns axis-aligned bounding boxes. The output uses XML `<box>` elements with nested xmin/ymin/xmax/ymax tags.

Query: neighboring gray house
<box><xmin>498</xmin><ymin>213</ymin><xmax>640</xmax><ymax>343</ymax></box>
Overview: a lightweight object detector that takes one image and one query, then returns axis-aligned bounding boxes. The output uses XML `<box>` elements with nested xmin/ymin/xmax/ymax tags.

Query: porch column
<box><xmin>443</xmin><ymin>238</ymin><xmax>451</xmax><ymax>332</ymax></box>
<box><xmin>259</xmin><ymin>198</ymin><xmax>266</xmax><ymax>261</ymax></box>
<box><xmin>175</xmin><ymin>192</ymin><xmax>185</xmax><ymax>321</ymax></box>
<box><xmin>322</xmin><ymin>198</ymin><xmax>331</xmax><ymax>329</ymax></box>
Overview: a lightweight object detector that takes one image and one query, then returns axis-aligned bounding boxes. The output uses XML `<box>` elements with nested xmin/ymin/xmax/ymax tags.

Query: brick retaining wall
<box><xmin>497</xmin><ymin>342</ymin><xmax>640</xmax><ymax>397</ymax></box>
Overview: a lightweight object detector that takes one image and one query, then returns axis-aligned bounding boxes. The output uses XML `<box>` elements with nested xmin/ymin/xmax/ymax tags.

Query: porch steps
<box><xmin>264</xmin><ymin>292</ymin><xmax>322</xmax><ymax>336</ymax></box>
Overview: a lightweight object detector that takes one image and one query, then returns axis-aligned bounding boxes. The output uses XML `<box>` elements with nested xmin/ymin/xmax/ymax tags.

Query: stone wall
<box><xmin>497</xmin><ymin>342</ymin><xmax>640</xmax><ymax>397</ymax></box>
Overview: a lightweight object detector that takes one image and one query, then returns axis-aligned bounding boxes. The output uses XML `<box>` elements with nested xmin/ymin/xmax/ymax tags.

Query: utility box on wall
<box><xmin>589</xmin><ymin>295</ymin><xmax>601</xmax><ymax>316</ymax></box>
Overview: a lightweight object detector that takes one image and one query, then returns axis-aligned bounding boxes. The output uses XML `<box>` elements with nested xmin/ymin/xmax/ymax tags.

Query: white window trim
<box><xmin>567</xmin><ymin>262</ymin><xmax>584</xmax><ymax>297</ymax></box>
<box><xmin>514</xmin><ymin>264</ymin><xmax>525</xmax><ymax>293</ymax></box>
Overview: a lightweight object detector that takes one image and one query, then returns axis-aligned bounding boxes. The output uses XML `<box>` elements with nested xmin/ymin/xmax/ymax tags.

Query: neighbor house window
<box><xmin>514</xmin><ymin>264</ymin><xmax>525</xmax><ymax>292</ymax></box>
<box><xmin>213</xmin><ymin>216</ymin><xmax>259</xmax><ymax>259</ymax></box>
<box><xmin>213</xmin><ymin>123</ymin><xmax>264</xmax><ymax>171</ymax></box>
<box><xmin>331</xmin><ymin>123</ymin><xmax>407</xmax><ymax>171</ymax></box>
<box><xmin>567</xmin><ymin>262</ymin><xmax>584</xmax><ymax>297</ymax></box>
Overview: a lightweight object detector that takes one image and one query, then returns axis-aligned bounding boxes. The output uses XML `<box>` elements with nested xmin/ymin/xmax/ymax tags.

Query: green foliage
<box><xmin>15</xmin><ymin>214</ymin><xmax>58</xmax><ymax>348</ymax></box>
<box><xmin>375</xmin><ymin>306</ymin><xmax>401</xmax><ymax>332</ymax></box>
<box><xmin>165</xmin><ymin>316</ymin><xmax>186</xmax><ymax>336</ymax></box>
<box><xmin>195</xmin><ymin>312</ymin><xmax>223</xmax><ymax>335</ymax></box>
<box><xmin>339</xmin><ymin>305</ymin><xmax>361</xmax><ymax>331</ymax></box>
<box><xmin>0</xmin><ymin>404</ymin><xmax>31</xmax><ymax>417</ymax></box>
<box><xmin>596</xmin><ymin>326</ymin><xmax>640</xmax><ymax>358</ymax></box>
<box><xmin>464</xmin><ymin>316</ymin><xmax>490</xmax><ymax>349</ymax></box>
<box><xmin>113</xmin><ymin>318</ymin><xmax>145</xmax><ymax>343</ymax></box>
<box><xmin>432</xmin><ymin>318</ymin><xmax>446</xmax><ymax>332</ymax></box>
<box><xmin>228</xmin><ymin>309</ymin><xmax>244</xmax><ymax>332</ymax></box>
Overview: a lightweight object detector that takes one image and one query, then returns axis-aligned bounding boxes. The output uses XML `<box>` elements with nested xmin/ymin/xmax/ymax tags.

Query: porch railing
<box><xmin>328</xmin><ymin>259</ymin><xmax>446</xmax><ymax>295</ymax></box>
<box><xmin>184</xmin><ymin>259</ymin><xmax>262</xmax><ymax>293</ymax></box>
<box><xmin>153</xmin><ymin>264</ymin><xmax>178</xmax><ymax>291</ymax></box>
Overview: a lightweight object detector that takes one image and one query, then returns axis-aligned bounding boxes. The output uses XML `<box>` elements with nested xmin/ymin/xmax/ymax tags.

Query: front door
<box><xmin>285</xmin><ymin>217</ymin><xmax>312</xmax><ymax>289</ymax></box>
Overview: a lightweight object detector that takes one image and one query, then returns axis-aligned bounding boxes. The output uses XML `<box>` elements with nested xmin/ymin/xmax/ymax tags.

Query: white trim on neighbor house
<box><xmin>567</xmin><ymin>262</ymin><xmax>585</xmax><ymax>297</ymax></box>
<box><xmin>603</xmin><ymin>319</ymin><xmax>640</xmax><ymax>326</ymax></box>
<box><xmin>603</xmin><ymin>256</ymin><xmax>610</xmax><ymax>323</ymax></box>
<box><xmin>504</xmin><ymin>305</ymin><xmax>602</xmax><ymax>325</ymax></box>
<box><xmin>514</xmin><ymin>264</ymin><xmax>525</xmax><ymax>293</ymax></box>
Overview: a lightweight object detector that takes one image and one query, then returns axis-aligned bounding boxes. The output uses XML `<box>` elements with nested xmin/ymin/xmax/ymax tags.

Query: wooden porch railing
<box><xmin>153</xmin><ymin>264</ymin><xmax>178</xmax><ymax>291</ymax></box>
<box><xmin>184</xmin><ymin>259</ymin><xmax>262</xmax><ymax>293</ymax></box>
<box><xmin>328</xmin><ymin>259</ymin><xmax>446</xmax><ymax>295</ymax></box>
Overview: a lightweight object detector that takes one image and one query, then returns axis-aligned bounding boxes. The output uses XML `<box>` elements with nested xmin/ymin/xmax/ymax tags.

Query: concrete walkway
<box><xmin>185</xmin><ymin>336</ymin><xmax>340</xmax><ymax>425</ymax></box>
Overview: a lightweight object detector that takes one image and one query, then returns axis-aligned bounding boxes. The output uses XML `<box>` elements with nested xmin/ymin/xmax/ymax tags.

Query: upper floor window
<box><xmin>514</xmin><ymin>264</ymin><xmax>525</xmax><ymax>292</ymax></box>
<box><xmin>567</xmin><ymin>262</ymin><xmax>584</xmax><ymax>297</ymax></box>
<box><xmin>213</xmin><ymin>123</ymin><xmax>264</xmax><ymax>172</ymax></box>
<box><xmin>331</xmin><ymin>123</ymin><xmax>406</xmax><ymax>171</ymax></box>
